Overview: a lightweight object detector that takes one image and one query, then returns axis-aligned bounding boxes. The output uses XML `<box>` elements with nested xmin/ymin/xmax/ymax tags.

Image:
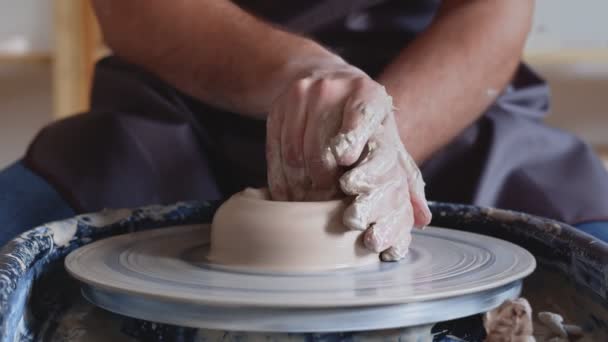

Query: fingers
<box><xmin>380</xmin><ymin>116</ymin><xmax>432</xmax><ymax>229</ymax></box>
<box><xmin>339</xmin><ymin>132</ymin><xmax>397</xmax><ymax>195</ymax></box>
<box><xmin>338</xmin><ymin>124</ymin><xmax>429</xmax><ymax>260</ymax></box>
<box><xmin>378</xmin><ymin>194</ymin><xmax>415</xmax><ymax>262</ymax></box>
<box><xmin>343</xmin><ymin>176</ymin><xmax>406</xmax><ymax>231</ymax></box>
<box><xmin>400</xmin><ymin>150</ymin><xmax>432</xmax><ymax>228</ymax></box>
<box><xmin>380</xmin><ymin>230</ymin><xmax>413</xmax><ymax>262</ymax></box>
<box><xmin>343</xmin><ymin>173</ymin><xmax>414</xmax><ymax>259</ymax></box>
<box><xmin>280</xmin><ymin>79</ymin><xmax>310</xmax><ymax>169</ymax></box>
<box><xmin>266</xmin><ymin>101</ymin><xmax>289</xmax><ymax>201</ymax></box>
<box><xmin>301</xmin><ymin>78</ymin><xmax>350</xmax><ymax>200</ymax></box>
<box><xmin>280</xmin><ymin>79</ymin><xmax>312</xmax><ymax>200</ymax></box>
<box><xmin>269</xmin><ymin>72</ymin><xmax>397</xmax><ymax>202</ymax></box>
<box><xmin>331</xmin><ymin>80</ymin><xmax>393</xmax><ymax>166</ymax></box>
<box><xmin>363</xmin><ymin>196</ymin><xmax>413</xmax><ymax>253</ymax></box>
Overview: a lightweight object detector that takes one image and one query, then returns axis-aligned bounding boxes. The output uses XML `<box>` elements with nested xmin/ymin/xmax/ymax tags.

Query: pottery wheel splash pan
<box><xmin>65</xmin><ymin>225</ymin><xmax>536</xmax><ymax>332</ymax></box>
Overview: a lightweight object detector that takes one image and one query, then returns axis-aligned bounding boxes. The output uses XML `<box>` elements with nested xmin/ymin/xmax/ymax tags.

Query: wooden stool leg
<box><xmin>53</xmin><ymin>0</ymin><xmax>98</xmax><ymax>119</ymax></box>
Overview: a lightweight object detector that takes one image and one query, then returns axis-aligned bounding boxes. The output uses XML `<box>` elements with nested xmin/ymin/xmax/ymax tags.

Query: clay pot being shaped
<box><xmin>207</xmin><ymin>188</ymin><xmax>379</xmax><ymax>272</ymax></box>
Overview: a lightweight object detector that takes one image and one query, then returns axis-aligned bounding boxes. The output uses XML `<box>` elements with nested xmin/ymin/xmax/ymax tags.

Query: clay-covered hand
<box><xmin>266</xmin><ymin>63</ymin><xmax>432</xmax><ymax>261</ymax></box>
<box><xmin>266</xmin><ymin>63</ymin><xmax>368</xmax><ymax>201</ymax></box>
<box><xmin>335</xmin><ymin>107</ymin><xmax>432</xmax><ymax>261</ymax></box>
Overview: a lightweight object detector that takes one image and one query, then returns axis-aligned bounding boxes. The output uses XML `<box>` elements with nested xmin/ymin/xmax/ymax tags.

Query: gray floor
<box><xmin>0</xmin><ymin>62</ymin><xmax>607</xmax><ymax>170</ymax></box>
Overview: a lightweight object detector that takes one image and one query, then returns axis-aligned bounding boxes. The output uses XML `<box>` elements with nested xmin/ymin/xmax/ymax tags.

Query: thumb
<box><xmin>331</xmin><ymin>84</ymin><xmax>393</xmax><ymax>166</ymax></box>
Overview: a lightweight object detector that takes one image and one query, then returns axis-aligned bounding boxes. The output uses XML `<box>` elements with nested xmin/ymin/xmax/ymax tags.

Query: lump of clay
<box><xmin>207</xmin><ymin>188</ymin><xmax>378</xmax><ymax>272</ymax></box>
<box><xmin>484</xmin><ymin>298</ymin><xmax>535</xmax><ymax>342</ymax></box>
<box><xmin>535</xmin><ymin>312</ymin><xmax>583</xmax><ymax>342</ymax></box>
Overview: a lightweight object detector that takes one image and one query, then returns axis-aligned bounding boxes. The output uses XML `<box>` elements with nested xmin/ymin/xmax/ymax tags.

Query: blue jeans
<box><xmin>0</xmin><ymin>161</ymin><xmax>74</xmax><ymax>248</ymax></box>
<box><xmin>576</xmin><ymin>221</ymin><xmax>608</xmax><ymax>242</ymax></box>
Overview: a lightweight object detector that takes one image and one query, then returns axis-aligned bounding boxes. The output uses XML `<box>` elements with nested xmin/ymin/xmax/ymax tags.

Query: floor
<box><xmin>0</xmin><ymin>62</ymin><xmax>607</xmax><ymax>170</ymax></box>
<box><xmin>0</xmin><ymin>63</ymin><xmax>51</xmax><ymax>168</ymax></box>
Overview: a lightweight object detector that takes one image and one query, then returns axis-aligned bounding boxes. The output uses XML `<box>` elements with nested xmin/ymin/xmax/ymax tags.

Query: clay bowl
<box><xmin>207</xmin><ymin>188</ymin><xmax>379</xmax><ymax>272</ymax></box>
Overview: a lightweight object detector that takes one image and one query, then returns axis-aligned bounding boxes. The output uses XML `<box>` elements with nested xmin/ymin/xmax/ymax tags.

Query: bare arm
<box><xmin>94</xmin><ymin>0</ymin><xmax>533</xmax><ymax>161</ymax></box>
<box><xmin>378</xmin><ymin>0</ymin><xmax>534</xmax><ymax>163</ymax></box>
<box><xmin>91</xmin><ymin>0</ymin><xmax>533</xmax><ymax>259</ymax></box>
<box><xmin>92</xmin><ymin>0</ymin><xmax>343</xmax><ymax>117</ymax></box>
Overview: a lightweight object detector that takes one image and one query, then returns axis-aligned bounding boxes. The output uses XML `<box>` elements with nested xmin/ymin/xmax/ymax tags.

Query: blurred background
<box><xmin>0</xmin><ymin>0</ymin><xmax>607</xmax><ymax>169</ymax></box>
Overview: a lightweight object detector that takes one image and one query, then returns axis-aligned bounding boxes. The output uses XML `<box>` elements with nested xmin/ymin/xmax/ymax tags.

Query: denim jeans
<box><xmin>0</xmin><ymin>161</ymin><xmax>74</xmax><ymax>248</ymax></box>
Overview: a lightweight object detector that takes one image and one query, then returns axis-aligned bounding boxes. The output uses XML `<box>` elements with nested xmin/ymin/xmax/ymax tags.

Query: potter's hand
<box><xmin>267</xmin><ymin>63</ymin><xmax>370</xmax><ymax>201</ymax></box>
<box><xmin>266</xmin><ymin>63</ymin><xmax>432</xmax><ymax>261</ymax></box>
<box><xmin>336</xmin><ymin>111</ymin><xmax>432</xmax><ymax>261</ymax></box>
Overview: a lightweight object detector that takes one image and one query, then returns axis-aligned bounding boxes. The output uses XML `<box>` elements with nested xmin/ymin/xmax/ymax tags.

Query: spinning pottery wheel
<box><xmin>7</xmin><ymin>199</ymin><xmax>606</xmax><ymax>341</ymax></box>
<box><xmin>65</xmin><ymin>221</ymin><xmax>535</xmax><ymax>332</ymax></box>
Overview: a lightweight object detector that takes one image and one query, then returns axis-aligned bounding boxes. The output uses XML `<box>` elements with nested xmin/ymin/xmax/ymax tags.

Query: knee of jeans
<box><xmin>575</xmin><ymin>221</ymin><xmax>608</xmax><ymax>242</ymax></box>
<box><xmin>0</xmin><ymin>161</ymin><xmax>75</xmax><ymax>247</ymax></box>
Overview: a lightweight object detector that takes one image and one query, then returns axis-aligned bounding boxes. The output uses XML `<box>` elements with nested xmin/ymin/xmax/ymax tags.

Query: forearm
<box><xmin>378</xmin><ymin>0</ymin><xmax>534</xmax><ymax>163</ymax></box>
<box><xmin>92</xmin><ymin>0</ymin><xmax>343</xmax><ymax>117</ymax></box>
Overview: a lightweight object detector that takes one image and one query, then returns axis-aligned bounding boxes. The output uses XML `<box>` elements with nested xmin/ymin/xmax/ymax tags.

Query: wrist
<box><xmin>282</xmin><ymin>52</ymin><xmax>348</xmax><ymax>80</ymax></box>
<box><xmin>238</xmin><ymin>52</ymin><xmax>345</xmax><ymax>117</ymax></box>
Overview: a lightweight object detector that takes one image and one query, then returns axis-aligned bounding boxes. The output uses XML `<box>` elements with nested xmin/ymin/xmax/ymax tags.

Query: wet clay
<box><xmin>483</xmin><ymin>298</ymin><xmax>534</xmax><ymax>342</ymax></box>
<box><xmin>522</xmin><ymin>268</ymin><xmax>606</xmax><ymax>341</ymax></box>
<box><xmin>207</xmin><ymin>188</ymin><xmax>378</xmax><ymax>272</ymax></box>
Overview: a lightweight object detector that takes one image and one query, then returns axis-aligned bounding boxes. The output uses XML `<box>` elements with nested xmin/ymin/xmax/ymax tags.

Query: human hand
<box><xmin>266</xmin><ymin>63</ymin><xmax>432</xmax><ymax>261</ymax></box>
<box><xmin>266</xmin><ymin>63</ymin><xmax>369</xmax><ymax>201</ymax></box>
<box><xmin>334</xmin><ymin>106</ymin><xmax>432</xmax><ymax>261</ymax></box>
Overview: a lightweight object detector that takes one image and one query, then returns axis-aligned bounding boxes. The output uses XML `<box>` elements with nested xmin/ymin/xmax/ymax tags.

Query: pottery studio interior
<box><xmin>1</xmin><ymin>1</ymin><xmax>607</xmax><ymax>341</ymax></box>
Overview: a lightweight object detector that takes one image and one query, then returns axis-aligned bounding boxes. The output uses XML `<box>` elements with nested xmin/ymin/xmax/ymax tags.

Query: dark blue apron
<box><xmin>22</xmin><ymin>0</ymin><xmax>608</xmax><ymax>226</ymax></box>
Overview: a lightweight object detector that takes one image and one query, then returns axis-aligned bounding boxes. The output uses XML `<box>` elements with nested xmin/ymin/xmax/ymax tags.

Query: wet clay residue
<box><xmin>523</xmin><ymin>267</ymin><xmax>608</xmax><ymax>341</ymax></box>
<box><xmin>484</xmin><ymin>298</ymin><xmax>534</xmax><ymax>341</ymax></box>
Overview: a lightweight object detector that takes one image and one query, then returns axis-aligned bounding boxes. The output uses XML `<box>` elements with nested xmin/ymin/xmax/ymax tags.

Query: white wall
<box><xmin>1</xmin><ymin>1</ymin><xmax>608</xmax><ymax>54</ymax></box>
<box><xmin>527</xmin><ymin>0</ymin><xmax>608</xmax><ymax>52</ymax></box>
<box><xmin>0</xmin><ymin>0</ymin><xmax>53</xmax><ymax>54</ymax></box>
